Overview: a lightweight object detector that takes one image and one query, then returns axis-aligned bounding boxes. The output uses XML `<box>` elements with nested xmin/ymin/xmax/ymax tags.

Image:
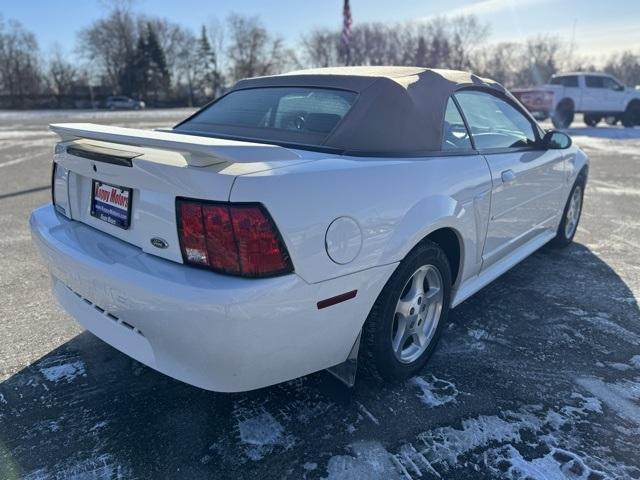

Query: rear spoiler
<box><xmin>49</xmin><ymin>123</ymin><xmax>300</xmax><ymax>167</ymax></box>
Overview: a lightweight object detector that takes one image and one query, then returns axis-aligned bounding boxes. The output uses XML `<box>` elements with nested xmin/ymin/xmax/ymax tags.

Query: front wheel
<box><xmin>549</xmin><ymin>178</ymin><xmax>585</xmax><ymax>248</ymax></box>
<box><xmin>584</xmin><ymin>114</ymin><xmax>601</xmax><ymax>127</ymax></box>
<box><xmin>552</xmin><ymin>101</ymin><xmax>574</xmax><ymax>129</ymax></box>
<box><xmin>622</xmin><ymin>101</ymin><xmax>640</xmax><ymax>128</ymax></box>
<box><xmin>361</xmin><ymin>241</ymin><xmax>451</xmax><ymax>381</ymax></box>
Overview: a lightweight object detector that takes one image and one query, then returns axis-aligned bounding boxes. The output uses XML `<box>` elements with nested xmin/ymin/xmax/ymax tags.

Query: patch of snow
<box><xmin>418</xmin><ymin>414</ymin><xmax>532</xmax><ymax>467</ymax></box>
<box><xmin>303</xmin><ymin>462</ymin><xmax>317</xmax><ymax>471</ymax></box>
<box><xmin>0</xmin><ymin>392</ymin><xmax>6</xmax><ymax>405</ymax></box>
<box><xmin>237</xmin><ymin>411</ymin><xmax>294</xmax><ymax>461</ymax></box>
<box><xmin>324</xmin><ymin>441</ymin><xmax>403</xmax><ymax>480</ymax></box>
<box><xmin>567</xmin><ymin>125</ymin><xmax>640</xmax><ymax>140</ymax></box>
<box><xmin>630</xmin><ymin>355</ymin><xmax>640</xmax><ymax>368</ymax></box>
<box><xmin>411</xmin><ymin>375</ymin><xmax>459</xmax><ymax>407</ymax></box>
<box><xmin>412</xmin><ymin>395</ymin><xmax>603</xmax><ymax>471</ymax></box>
<box><xmin>90</xmin><ymin>420</ymin><xmax>109</xmax><ymax>432</ymax></box>
<box><xmin>39</xmin><ymin>360</ymin><xmax>86</xmax><ymax>384</ymax></box>
<box><xmin>568</xmin><ymin>393</ymin><xmax>603</xmax><ymax>415</ymax></box>
<box><xmin>593</xmin><ymin>185</ymin><xmax>640</xmax><ymax>197</ymax></box>
<box><xmin>576</xmin><ymin>377</ymin><xmax>640</xmax><ymax>425</ymax></box>
<box><xmin>578</xmin><ymin>312</ymin><xmax>640</xmax><ymax>346</ymax></box>
<box><xmin>396</xmin><ymin>443</ymin><xmax>442</xmax><ymax>478</ymax></box>
<box><xmin>356</xmin><ymin>401</ymin><xmax>380</xmax><ymax>425</ymax></box>
<box><xmin>23</xmin><ymin>453</ymin><xmax>129</xmax><ymax>480</ymax></box>
<box><xmin>330</xmin><ymin>394</ymin><xmax>631</xmax><ymax>479</ymax></box>
<box><xmin>0</xmin><ymin>130</ymin><xmax>47</xmax><ymax>140</ymax></box>
<box><xmin>569</xmin><ymin>129</ymin><xmax>640</xmax><ymax>156</ymax></box>
<box><xmin>486</xmin><ymin>445</ymin><xmax>609</xmax><ymax>480</ymax></box>
<box><xmin>467</xmin><ymin>328</ymin><xmax>488</xmax><ymax>340</ymax></box>
<box><xmin>606</xmin><ymin>362</ymin><xmax>631</xmax><ymax>371</ymax></box>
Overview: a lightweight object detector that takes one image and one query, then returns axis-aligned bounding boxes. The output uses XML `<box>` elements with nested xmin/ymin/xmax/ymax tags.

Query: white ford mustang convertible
<box><xmin>30</xmin><ymin>67</ymin><xmax>588</xmax><ymax>392</ymax></box>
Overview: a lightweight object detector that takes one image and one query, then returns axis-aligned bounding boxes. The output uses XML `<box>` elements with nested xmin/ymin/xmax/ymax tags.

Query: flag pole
<box><xmin>342</xmin><ymin>0</ymin><xmax>353</xmax><ymax>66</ymax></box>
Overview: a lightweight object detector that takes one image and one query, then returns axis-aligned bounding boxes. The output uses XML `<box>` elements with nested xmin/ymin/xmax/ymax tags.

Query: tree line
<box><xmin>1</xmin><ymin>5</ymin><xmax>639</xmax><ymax>109</ymax></box>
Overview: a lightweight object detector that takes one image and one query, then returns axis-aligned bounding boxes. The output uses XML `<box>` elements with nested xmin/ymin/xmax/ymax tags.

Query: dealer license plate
<box><xmin>90</xmin><ymin>180</ymin><xmax>132</xmax><ymax>229</ymax></box>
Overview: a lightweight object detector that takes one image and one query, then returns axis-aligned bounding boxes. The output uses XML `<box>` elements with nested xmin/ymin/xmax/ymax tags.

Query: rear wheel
<box><xmin>584</xmin><ymin>114</ymin><xmax>601</xmax><ymax>127</ymax></box>
<box><xmin>622</xmin><ymin>101</ymin><xmax>640</xmax><ymax>128</ymax></box>
<box><xmin>549</xmin><ymin>177</ymin><xmax>585</xmax><ymax>248</ymax></box>
<box><xmin>552</xmin><ymin>100</ymin><xmax>574</xmax><ymax>129</ymax></box>
<box><xmin>361</xmin><ymin>241</ymin><xmax>451</xmax><ymax>381</ymax></box>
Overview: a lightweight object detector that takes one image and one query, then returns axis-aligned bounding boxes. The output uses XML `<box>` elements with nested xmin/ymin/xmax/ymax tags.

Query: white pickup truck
<box><xmin>512</xmin><ymin>72</ymin><xmax>640</xmax><ymax>129</ymax></box>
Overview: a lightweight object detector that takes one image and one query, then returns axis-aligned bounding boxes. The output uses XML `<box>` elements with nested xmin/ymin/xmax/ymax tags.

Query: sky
<box><xmin>2</xmin><ymin>0</ymin><xmax>639</xmax><ymax>62</ymax></box>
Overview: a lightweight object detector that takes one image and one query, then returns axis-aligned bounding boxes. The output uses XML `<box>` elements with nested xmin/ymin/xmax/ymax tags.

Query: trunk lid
<box><xmin>50</xmin><ymin>123</ymin><xmax>312</xmax><ymax>264</ymax></box>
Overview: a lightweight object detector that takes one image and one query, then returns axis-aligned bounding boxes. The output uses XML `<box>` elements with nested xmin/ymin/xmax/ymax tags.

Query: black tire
<box><xmin>552</xmin><ymin>100</ymin><xmax>574</xmax><ymax>129</ymax></box>
<box><xmin>549</xmin><ymin>176</ymin><xmax>585</xmax><ymax>248</ymax></box>
<box><xmin>361</xmin><ymin>240</ymin><xmax>452</xmax><ymax>382</ymax></box>
<box><xmin>604</xmin><ymin>116</ymin><xmax>618</xmax><ymax>126</ymax></box>
<box><xmin>622</xmin><ymin>101</ymin><xmax>640</xmax><ymax>128</ymax></box>
<box><xmin>584</xmin><ymin>114</ymin><xmax>601</xmax><ymax>127</ymax></box>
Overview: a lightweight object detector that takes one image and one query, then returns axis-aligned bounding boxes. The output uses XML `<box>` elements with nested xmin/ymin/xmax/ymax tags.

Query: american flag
<box><xmin>341</xmin><ymin>0</ymin><xmax>352</xmax><ymax>48</ymax></box>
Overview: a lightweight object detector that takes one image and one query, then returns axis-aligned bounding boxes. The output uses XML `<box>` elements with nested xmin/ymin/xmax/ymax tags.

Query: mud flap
<box><xmin>326</xmin><ymin>330</ymin><xmax>361</xmax><ymax>387</ymax></box>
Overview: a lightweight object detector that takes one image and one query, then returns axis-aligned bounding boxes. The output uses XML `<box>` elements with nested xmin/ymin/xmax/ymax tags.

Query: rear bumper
<box><xmin>30</xmin><ymin>204</ymin><xmax>396</xmax><ymax>392</ymax></box>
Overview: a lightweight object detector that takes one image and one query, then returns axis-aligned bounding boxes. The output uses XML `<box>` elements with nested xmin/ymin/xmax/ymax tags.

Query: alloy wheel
<box><xmin>564</xmin><ymin>185</ymin><xmax>582</xmax><ymax>239</ymax></box>
<box><xmin>391</xmin><ymin>264</ymin><xmax>444</xmax><ymax>364</ymax></box>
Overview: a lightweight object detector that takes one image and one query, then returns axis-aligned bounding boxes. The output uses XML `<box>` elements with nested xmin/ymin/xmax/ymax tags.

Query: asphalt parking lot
<box><xmin>0</xmin><ymin>109</ymin><xmax>639</xmax><ymax>479</ymax></box>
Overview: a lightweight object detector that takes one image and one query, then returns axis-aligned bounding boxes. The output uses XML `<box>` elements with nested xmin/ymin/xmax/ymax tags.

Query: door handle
<box><xmin>501</xmin><ymin>169</ymin><xmax>516</xmax><ymax>184</ymax></box>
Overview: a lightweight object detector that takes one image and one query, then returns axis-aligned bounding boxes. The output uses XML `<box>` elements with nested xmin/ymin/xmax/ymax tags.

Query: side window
<box><xmin>585</xmin><ymin>76</ymin><xmax>604</xmax><ymax>88</ymax></box>
<box><xmin>454</xmin><ymin>90</ymin><xmax>537</xmax><ymax>150</ymax></box>
<box><xmin>564</xmin><ymin>76</ymin><xmax>579</xmax><ymax>87</ymax></box>
<box><xmin>442</xmin><ymin>98</ymin><xmax>472</xmax><ymax>151</ymax></box>
<box><xmin>603</xmin><ymin>77</ymin><xmax>623</xmax><ymax>91</ymax></box>
<box><xmin>550</xmin><ymin>76</ymin><xmax>578</xmax><ymax>87</ymax></box>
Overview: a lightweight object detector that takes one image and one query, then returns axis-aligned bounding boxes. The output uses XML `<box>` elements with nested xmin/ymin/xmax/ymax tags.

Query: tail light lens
<box><xmin>176</xmin><ymin>199</ymin><xmax>293</xmax><ymax>277</ymax></box>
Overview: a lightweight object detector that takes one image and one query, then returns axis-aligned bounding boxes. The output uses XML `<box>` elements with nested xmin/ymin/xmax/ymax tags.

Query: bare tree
<box><xmin>0</xmin><ymin>18</ymin><xmax>43</xmax><ymax>107</ymax></box>
<box><xmin>145</xmin><ymin>18</ymin><xmax>190</xmax><ymax>87</ymax></box>
<box><xmin>226</xmin><ymin>14</ymin><xmax>294</xmax><ymax>83</ymax></box>
<box><xmin>302</xmin><ymin>29</ymin><xmax>339</xmax><ymax>68</ymax></box>
<box><xmin>48</xmin><ymin>45</ymin><xmax>78</xmax><ymax>106</ymax></box>
<box><xmin>604</xmin><ymin>51</ymin><xmax>640</xmax><ymax>87</ymax></box>
<box><xmin>475</xmin><ymin>42</ymin><xmax>524</xmax><ymax>87</ymax></box>
<box><xmin>300</xmin><ymin>16</ymin><xmax>488</xmax><ymax>70</ymax></box>
<box><xmin>173</xmin><ymin>28</ymin><xmax>199</xmax><ymax>106</ymax></box>
<box><xmin>77</xmin><ymin>4</ymin><xmax>137</xmax><ymax>92</ymax></box>
<box><xmin>516</xmin><ymin>35</ymin><xmax>564</xmax><ymax>86</ymax></box>
<box><xmin>447</xmin><ymin>15</ymin><xmax>489</xmax><ymax>70</ymax></box>
<box><xmin>207</xmin><ymin>18</ymin><xmax>226</xmax><ymax>87</ymax></box>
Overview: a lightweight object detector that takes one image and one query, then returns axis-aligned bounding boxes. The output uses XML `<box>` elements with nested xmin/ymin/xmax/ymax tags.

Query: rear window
<box><xmin>175</xmin><ymin>87</ymin><xmax>358</xmax><ymax>147</ymax></box>
<box><xmin>550</xmin><ymin>75</ymin><xmax>578</xmax><ymax>87</ymax></box>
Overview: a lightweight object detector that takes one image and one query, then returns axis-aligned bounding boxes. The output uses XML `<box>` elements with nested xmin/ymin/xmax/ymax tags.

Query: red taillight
<box><xmin>177</xmin><ymin>199</ymin><xmax>293</xmax><ymax>277</ymax></box>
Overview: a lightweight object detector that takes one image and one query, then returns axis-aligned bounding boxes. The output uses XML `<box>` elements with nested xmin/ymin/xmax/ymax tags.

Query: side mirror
<box><xmin>543</xmin><ymin>130</ymin><xmax>572</xmax><ymax>150</ymax></box>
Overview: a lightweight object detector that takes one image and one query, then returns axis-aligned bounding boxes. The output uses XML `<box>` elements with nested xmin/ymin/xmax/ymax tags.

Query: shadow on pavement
<box><xmin>1</xmin><ymin>243</ymin><xmax>639</xmax><ymax>479</ymax></box>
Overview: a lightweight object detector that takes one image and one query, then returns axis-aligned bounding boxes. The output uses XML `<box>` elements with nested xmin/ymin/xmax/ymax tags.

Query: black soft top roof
<box><xmin>230</xmin><ymin>66</ymin><xmax>506</xmax><ymax>154</ymax></box>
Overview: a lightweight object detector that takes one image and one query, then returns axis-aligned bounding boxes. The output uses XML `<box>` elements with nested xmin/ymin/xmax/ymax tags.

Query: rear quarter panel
<box><xmin>230</xmin><ymin>153</ymin><xmax>493</xmax><ymax>286</ymax></box>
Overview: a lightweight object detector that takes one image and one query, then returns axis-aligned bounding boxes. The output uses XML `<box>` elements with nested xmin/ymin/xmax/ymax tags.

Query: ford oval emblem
<box><xmin>150</xmin><ymin>237</ymin><xmax>169</xmax><ymax>249</ymax></box>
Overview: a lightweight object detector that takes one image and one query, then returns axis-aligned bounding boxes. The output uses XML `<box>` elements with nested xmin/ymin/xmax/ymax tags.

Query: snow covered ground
<box><xmin>0</xmin><ymin>110</ymin><xmax>639</xmax><ymax>479</ymax></box>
